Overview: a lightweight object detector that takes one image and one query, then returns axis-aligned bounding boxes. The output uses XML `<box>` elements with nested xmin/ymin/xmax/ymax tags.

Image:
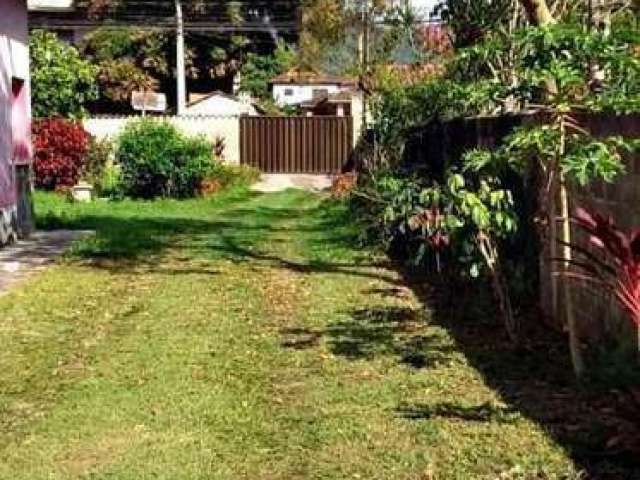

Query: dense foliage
<box><xmin>30</xmin><ymin>31</ymin><xmax>98</xmax><ymax>118</ymax></box>
<box><xmin>117</xmin><ymin>119</ymin><xmax>216</xmax><ymax>199</ymax></box>
<box><xmin>79</xmin><ymin>16</ymin><xmax>295</xmax><ymax>111</ymax></box>
<box><xmin>354</xmin><ymin>0</ymin><xmax>639</xmax><ymax>367</ymax></box>
<box><xmin>32</xmin><ymin>118</ymin><xmax>91</xmax><ymax>189</ymax></box>
<box><xmin>238</xmin><ymin>41</ymin><xmax>296</xmax><ymax>100</ymax></box>
<box><xmin>372</xmin><ymin>23</ymin><xmax>639</xmax><ymax>162</ymax></box>
<box><xmin>81</xmin><ymin>27</ymin><xmax>176</xmax><ymax>111</ymax></box>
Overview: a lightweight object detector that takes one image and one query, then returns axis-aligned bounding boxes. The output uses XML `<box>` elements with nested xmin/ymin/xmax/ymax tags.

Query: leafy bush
<box><xmin>208</xmin><ymin>164</ymin><xmax>260</xmax><ymax>188</ymax></box>
<box><xmin>81</xmin><ymin>137</ymin><xmax>125</xmax><ymax>198</ymax></box>
<box><xmin>83</xmin><ymin>137</ymin><xmax>113</xmax><ymax>184</ymax></box>
<box><xmin>98</xmin><ymin>163</ymin><xmax>124</xmax><ymax>199</ymax></box>
<box><xmin>32</xmin><ymin>118</ymin><xmax>90</xmax><ymax>189</ymax></box>
<box><xmin>30</xmin><ymin>30</ymin><xmax>98</xmax><ymax>119</ymax></box>
<box><xmin>372</xmin><ymin>79</ymin><xmax>504</xmax><ymax>161</ymax></box>
<box><xmin>199</xmin><ymin>164</ymin><xmax>260</xmax><ymax>196</ymax></box>
<box><xmin>350</xmin><ymin>163</ymin><xmax>520</xmax><ymax>340</ymax></box>
<box><xmin>116</xmin><ymin>119</ymin><xmax>215</xmax><ymax>199</ymax></box>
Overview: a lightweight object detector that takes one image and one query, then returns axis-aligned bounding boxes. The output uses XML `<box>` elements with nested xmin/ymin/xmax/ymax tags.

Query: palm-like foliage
<box><xmin>567</xmin><ymin>207</ymin><xmax>640</xmax><ymax>328</ymax></box>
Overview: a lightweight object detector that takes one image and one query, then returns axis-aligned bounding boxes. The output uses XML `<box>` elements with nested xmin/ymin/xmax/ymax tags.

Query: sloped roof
<box><xmin>187</xmin><ymin>91</ymin><xmax>245</xmax><ymax>107</ymax></box>
<box><xmin>185</xmin><ymin>91</ymin><xmax>263</xmax><ymax>115</ymax></box>
<box><xmin>299</xmin><ymin>91</ymin><xmax>356</xmax><ymax>109</ymax></box>
<box><xmin>270</xmin><ymin>70</ymin><xmax>357</xmax><ymax>87</ymax></box>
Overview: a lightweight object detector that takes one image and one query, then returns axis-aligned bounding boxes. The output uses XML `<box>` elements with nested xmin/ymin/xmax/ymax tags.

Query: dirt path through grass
<box><xmin>0</xmin><ymin>190</ymin><xmax>579</xmax><ymax>479</ymax></box>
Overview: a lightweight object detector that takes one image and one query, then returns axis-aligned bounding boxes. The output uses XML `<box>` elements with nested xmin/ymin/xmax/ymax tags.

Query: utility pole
<box><xmin>360</xmin><ymin>0</ymin><xmax>369</xmax><ymax>137</ymax></box>
<box><xmin>175</xmin><ymin>0</ymin><xmax>186</xmax><ymax>115</ymax></box>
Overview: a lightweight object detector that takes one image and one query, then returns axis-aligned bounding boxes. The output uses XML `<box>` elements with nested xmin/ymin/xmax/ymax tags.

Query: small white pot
<box><xmin>71</xmin><ymin>182</ymin><xmax>94</xmax><ymax>202</ymax></box>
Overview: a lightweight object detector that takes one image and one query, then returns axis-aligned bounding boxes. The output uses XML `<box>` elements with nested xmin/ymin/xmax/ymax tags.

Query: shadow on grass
<box><xmin>280</xmin><ymin>306</ymin><xmax>457</xmax><ymax>369</ymax></box>
<box><xmin>397</xmin><ymin>401</ymin><xmax>519</xmax><ymax>423</ymax></box>
<box><xmin>402</xmin><ymin>277</ymin><xmax>640</xmax><ymax>478</ymax></box>
<box><xmin>35</xmin><ymin>192</ymin><xmax>395</xmax><ymax>285</ymax></box>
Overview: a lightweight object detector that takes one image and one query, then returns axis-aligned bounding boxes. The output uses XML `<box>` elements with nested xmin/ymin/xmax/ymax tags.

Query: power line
<box><xmin>29</xmin><ymin>19</ymin><xmax>300</xmax><ymax>32</ymax></box>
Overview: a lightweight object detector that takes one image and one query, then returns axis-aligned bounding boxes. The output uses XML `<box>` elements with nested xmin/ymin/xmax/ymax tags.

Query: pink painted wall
<box><xmin>0</xmin><ymin>0</ymin><xmax>31</xmax><ymax>208</ymax></box>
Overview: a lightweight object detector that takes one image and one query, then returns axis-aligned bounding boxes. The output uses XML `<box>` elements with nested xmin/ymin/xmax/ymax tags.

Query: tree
<box><xmin>299</xmin><ymin>0</ymin><xmax>425</xmax><ymax>75</ymax></box>
<box><xmin>464</xmin><ymin>25</ymin><xmax>636</xmax><ymax>377</ymax></box>
<box><xmin>433</xmin><ymin>0</ymin><xmax>516</xmax><ymax>48</ymax></box>
<box><xmin>81</xmin><ymin>28</ymin><xmax>169</xmax><ymax>109</ymax></box>
<box><xmin>30</xmin><ymin>30</ymin><xmax>99</xmax><ymax>119</ymax></box>
<box><xmin>298</xmin><ymin>0</ymin><xmax>348</xmax><ymax>71</ymax></box>
<box><xmin>238</xmin><ymin>41</ymin><xmax>296</xmax><ymax>99</ymax></box>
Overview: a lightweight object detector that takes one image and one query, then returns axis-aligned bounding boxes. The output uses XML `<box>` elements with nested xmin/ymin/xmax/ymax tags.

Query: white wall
<box><xmin>272</xmin><ymin>84</ymin><xmax>345</xmax><ymax>106</ymax></box>
<box><xmin>27</xmin><ymin>0</ymin><xmax>74</xmax><ymax>11</ymax></box>
<box><xmin>84</xmin><ymin>115</ymin><xmax>242</xmax><ymax>165</ymax></box>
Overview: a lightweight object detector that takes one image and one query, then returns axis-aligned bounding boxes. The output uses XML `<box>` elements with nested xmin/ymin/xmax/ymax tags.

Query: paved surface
<box><xmin>251</xmin><ymin>174</ymin><xmax>334</xmax><ymax>193</ymax></box>
<box><xmin>0</xmin><ymin>230</ymin><xmax>92</xmax><ymax>294</ymax></box>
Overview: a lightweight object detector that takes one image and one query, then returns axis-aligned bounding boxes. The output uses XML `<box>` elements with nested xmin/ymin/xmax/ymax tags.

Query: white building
<box><xmin>270</xmin><ymin>72</ymin><xmax>358</xmax><ymax>107</ymax></box>
<box><xmin>185</xmin><ymin>92</ymin><xmax>259</xmax><ymax>116</ymax></box>
<box><xmin>27</xmin><ymin>0</ymin><xmax>74</xmax><ymax>11</ymax></box>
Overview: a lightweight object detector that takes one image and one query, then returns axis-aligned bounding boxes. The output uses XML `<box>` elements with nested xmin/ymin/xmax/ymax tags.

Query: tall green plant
<box><xmin>409</xmin><ymin>171</ymin><xmax>520</xmax><ymax>341</ymax></box>
<box><xmin>352</xmin><ymin>165</ymin><xmax>520</xmax><ymax>341</ymax></box>
<box><xmin>30</xmin><ymin>30</ymin><xmax>98</xmax><ymax>119</ymax></box>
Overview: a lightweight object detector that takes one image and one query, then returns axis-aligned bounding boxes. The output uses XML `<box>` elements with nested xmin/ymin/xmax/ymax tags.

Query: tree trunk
<box><xmin>558</xmin><ymin>114</ymin><xmax>585</xmax><ymax>379</ymax></box>
<box><xmin>559</xmin><ymin>172</ymin><xmax>585</xmax><ymax>378</ymax></box>
<box><xmin>519</xmin><ymin>0</ymin><xmax>556</xmax><ymax>25</ymax></box>
<box><xmin>478</xmin><ymin>233</ymin><xmax>519</xmax><ymax>344</ymax></box>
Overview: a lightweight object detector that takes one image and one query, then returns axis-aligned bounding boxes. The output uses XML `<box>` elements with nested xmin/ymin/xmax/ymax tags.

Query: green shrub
<box><xmin>83</xmin><ymin>137</ymin><xmax>113</xmax><ymax>186</ymax></box>
<box><xmin>210</xmin><ymin>164</ymin><xmax>261</xmax><ymax>188</ymax></box>
<box><xmin>116</xmin><ymin>119</ymin><xmax>215</xmax><ymax>198</ymax></box>
<box><xmin>98</xmin><ymin>163</ymin><xmax>124</xmax><ymax>199</ymax></box>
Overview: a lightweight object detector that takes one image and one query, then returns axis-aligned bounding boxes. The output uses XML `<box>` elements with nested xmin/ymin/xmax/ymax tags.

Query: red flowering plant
<box><xmin>565</xmin><ymin>207</ymin><xmax>640</xmax><ymax>329</ymax></box>
<box><xmin>32</xmin><ymin>118</ymin><xmax>90</xmax><ymax>190</ymax></box>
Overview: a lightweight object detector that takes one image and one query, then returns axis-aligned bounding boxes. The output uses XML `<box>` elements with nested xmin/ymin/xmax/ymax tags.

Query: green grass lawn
<box><xmin>0</xmin><ymin>189</ymin><xmax>589</xmax><ymax>479</ymax></box>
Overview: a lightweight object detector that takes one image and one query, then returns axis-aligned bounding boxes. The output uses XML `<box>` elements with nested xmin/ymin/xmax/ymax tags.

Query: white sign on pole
<box><xmin>131</xmin><ymin>92</ymin><xmax>167</xmax><ymax>113</ymax></box>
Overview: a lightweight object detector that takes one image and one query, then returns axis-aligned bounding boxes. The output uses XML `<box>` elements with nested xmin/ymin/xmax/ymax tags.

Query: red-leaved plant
<box><xmin>32</xmin><ymin>118</ymin><xmax>90</xmax><ymax>189</ymax></box>
<box><xmin>566</xmin><ymin>207</ymin><xmax>640</xmax><ymax>329</ymax></box>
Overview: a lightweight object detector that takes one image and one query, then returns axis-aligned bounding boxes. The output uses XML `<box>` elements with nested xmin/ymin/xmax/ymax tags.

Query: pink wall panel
<box><xmin>0</xmin><ymin>0</ymin><xmax>31</xmax><ymax>208</ymax></box>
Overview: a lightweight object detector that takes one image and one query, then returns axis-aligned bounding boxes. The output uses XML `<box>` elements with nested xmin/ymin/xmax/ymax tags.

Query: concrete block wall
<box><xmin>539</xmin><ymin>116</ymin><xmax>640</xmax><ymax>349</ymax></box>
<box><xmin>574</xmin><ymin>156</ymin><xmax>639</xmax><ymax>343</ymax></box>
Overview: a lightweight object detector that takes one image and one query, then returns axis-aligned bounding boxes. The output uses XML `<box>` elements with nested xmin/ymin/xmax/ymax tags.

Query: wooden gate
<box><xmin>240</xmin><ymin>116</ymin><xmax>353</xmax><ymax>174</ymax></box>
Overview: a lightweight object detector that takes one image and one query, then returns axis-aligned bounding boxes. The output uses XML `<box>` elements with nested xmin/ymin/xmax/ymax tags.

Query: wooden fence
<box><xmin>240</xmin><ymin>116</ymin><xmax>353</xmax><ymax>174</ymax></box>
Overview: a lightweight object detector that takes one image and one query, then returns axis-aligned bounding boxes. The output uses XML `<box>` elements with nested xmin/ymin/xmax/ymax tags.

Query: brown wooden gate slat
<box><xmin>240</xmin><ymin>116</ymin><xmax>353</xmax><ymax>174</ymax></box>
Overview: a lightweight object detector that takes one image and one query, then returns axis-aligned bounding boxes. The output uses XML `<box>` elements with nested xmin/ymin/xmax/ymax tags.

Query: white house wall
<box><xmin>272</xmin><ymin>84</ymin><xmax>345</xmax><ymax>106</ymax></box>
<box><xmin>27</xmin><ymin>0</ymin><xmax>74</xmax><ymax>11</ymax></box>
